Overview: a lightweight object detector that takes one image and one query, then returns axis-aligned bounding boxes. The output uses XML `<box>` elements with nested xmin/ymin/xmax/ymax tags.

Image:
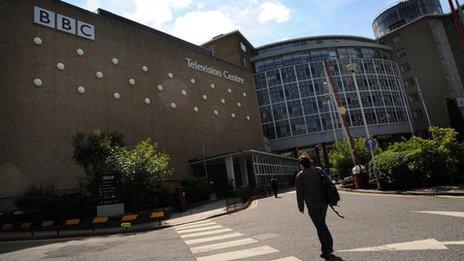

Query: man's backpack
<box><xmin>315</xmin><ymin>167</ymin><xmax>344</xmax><ymax>218</ymax></box>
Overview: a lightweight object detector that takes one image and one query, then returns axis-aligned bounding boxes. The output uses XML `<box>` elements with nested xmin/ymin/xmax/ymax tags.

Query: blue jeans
<box><xmin>308</xmin><ymin>203</ymin><xmax>333</xmax><ymax>255</ymax></box>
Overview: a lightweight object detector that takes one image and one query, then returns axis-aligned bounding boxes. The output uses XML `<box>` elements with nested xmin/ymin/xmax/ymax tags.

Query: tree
<box><xmin>71</xmin><ymin>131</ymin><xmax>124</xmax><ymax>196</ymax></box>
<box><xmin>446</xmin><ymin>98</ymin><xmax>464</xmax><ymax>141</ymax></box>
<box><xmin>106</xmin><ymin>139</ymin><xmax>173</xmax><ymax>211</ymax></box>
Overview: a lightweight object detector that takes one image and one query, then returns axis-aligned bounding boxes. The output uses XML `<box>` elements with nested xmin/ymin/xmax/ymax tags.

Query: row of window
<box><xmin>255</xmin><ymin>48</ymin><xmax>392</xmax><ymax>73</ymax></box>
<box><xmin>255</xmin><ymin>59</ymin><xmax>401</xmax><ymax>90</ymax></box>
<box><xmin>258</xmin><ymin>90</ymin><xmax>405</xmax><ymax>123</ymax></box>
<box><xmin>262</xmin><ymin>107</ymin><xmax>408</xmax><ymax>140</ymax></box>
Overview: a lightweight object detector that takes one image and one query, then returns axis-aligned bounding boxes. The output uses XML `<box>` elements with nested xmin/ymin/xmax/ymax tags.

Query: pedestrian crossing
<box><xmin>174</xmin><ymin>219</ymin><xmax>301</xmax><ymax>261</ymax></box>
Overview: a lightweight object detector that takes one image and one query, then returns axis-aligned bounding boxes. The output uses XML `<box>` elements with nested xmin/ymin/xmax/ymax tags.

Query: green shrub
<box><xmin>15</xmin><ymin>185</ymin><xmax>95</xmax><ymax>218</ymax></box>
<box><xmin>328</xmin><ymin>138</ymin><xmax>381</xmax><ymax>181</ymax></box>
<box><xmin>107</xmin><ymin>139</ymin><xmax>173</xmax><ymax>211</ymax></box>
<box><xmin>372</xmin><ymin>127</ymin><xmax>464</xmax><ymax>189</ymax></box>
<box><xmin>181</xmin><ymin>177</ymin><xmax>211</xmax><ymax>204</ymax></box>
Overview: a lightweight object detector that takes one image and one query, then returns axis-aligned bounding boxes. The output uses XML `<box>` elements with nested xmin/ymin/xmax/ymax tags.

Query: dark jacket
<box><xmin>295</xmin><ymin>167</ymin><xmax>325</xmax><ymax>211</ymax></box>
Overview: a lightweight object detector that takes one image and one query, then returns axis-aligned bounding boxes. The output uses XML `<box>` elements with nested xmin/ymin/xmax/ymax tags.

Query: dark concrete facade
<box><xmin>378</xmin><ymin>14</ymin><xmax>464</xmax><ymax>132</ymax></box>
<box><xmin>0</xmin><ymin>0</ymin><xmax>264</xmax><ymax>197</ymax></box>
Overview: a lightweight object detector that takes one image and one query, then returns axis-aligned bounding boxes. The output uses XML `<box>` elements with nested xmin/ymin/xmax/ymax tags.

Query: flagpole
<box><xmin>415</xmin><ymin>77</ymin><xmax>432</xmax><ymax>128</ymax></box>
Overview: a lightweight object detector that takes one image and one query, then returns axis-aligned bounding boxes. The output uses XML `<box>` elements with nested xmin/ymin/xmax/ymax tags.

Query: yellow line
<box><xmin>247</xmin><ymin>200</ymin><xmax>258</xmax><ymax>210</ymax></box>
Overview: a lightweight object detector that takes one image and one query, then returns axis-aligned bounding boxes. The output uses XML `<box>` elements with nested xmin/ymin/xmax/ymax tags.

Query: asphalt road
<box><xmin>1</xmin><ymin>190</ymin><xmax>463</xmax><ymax>260</ymax></box>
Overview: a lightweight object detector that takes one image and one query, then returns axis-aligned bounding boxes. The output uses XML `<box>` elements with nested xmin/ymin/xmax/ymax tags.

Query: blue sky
<box><xmin>63</xmin><ymin>0</ymin><xmax>459</xmax><ymax>47</ymax></box>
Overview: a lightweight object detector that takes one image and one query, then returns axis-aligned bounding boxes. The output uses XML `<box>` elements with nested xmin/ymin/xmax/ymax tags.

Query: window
<box><xmin>302</xmin><ymin>97</ymin><xmax>319</xmax><ymax>115</ymax></box>
<box><xmin>287</xmin><ymin>100</ymin><xmax>303</xmax><ymax>117</ymax></box>
<box><xmin>396</xmin><ymin>48</ymin><xmax>407</xmax><ymax>58</ymax></box>
<box><xmin>266</xmin><ymin>70</ymin><xmax>282</xmax><ymax>86</ymax></box>
<box><xmin>259</xmin><ymin>106</ymin><xmax>274</xmax><ymax>123</ymax></box>
<box><xmin>275</xmin><ymin>120</ymin><xmax>291</xmax><ymax>138</ymax></box>
<box><xmin>272</xmin><ymin>103</ymin><xmax>288</xmax><ymax>121</ymax></box>
<box><xmin>400</xmin><ymin>63</ymin><xmax>411</xmax><ymax>73</ymax></box>
<box><xmin>262</xmin><ymin>123</ymin><xmax>276</xmax><ymax>140</ymax></box>
<box><xmin>408</xmin><ymin>93</ymin><xmax>420</xmax><ymax>103</ymax></box>
<box><xmin>306</xmin><ymin>115</ymin><xmax>322</xmax><ymax>133</ymax></box>
<box><xmin>208</xmin><ymin>45</ymin><xmax>216</xmax><ymax>55</ymax></box>
<box><xmin>284</xmin><ymin>83</ymin><xmax>300</xmax><ymax>100</ymax></box>
<box><xmin>361</xmin><ymin>48</ymin><xmax>375</xmax><ymax>58</ymax></box>
<box><xmin>240</xmin><ymin>42</ymin><xmax>247</xmax><ymax>52</ymax></box>
<box><xmin>404</xmin><ymin>78</ymin><xmax>415</xmax><ymax>88</ymax></box>
<box><xmin>393</xmin><ymin>35</ymin><xmax>401</xmax><ymax>44</ymax></box>
<box><xmin>290</xmin><ymin>118</ymin><xmax>307</xmax><ymax>135</ymax></box>
<box><xmin>269</xmin><ymin>86</ymin><xmax>285</xmax><ymax>103</ymax></box>
<box><xmin>281</xmin><ymin>67</ymin><xmax>296</xmax><ymax>83</ymax></box>
<box><xmin>257</xmin><ymin>89</ymin><xmax>270</xmax><ymax>106</ymax></box>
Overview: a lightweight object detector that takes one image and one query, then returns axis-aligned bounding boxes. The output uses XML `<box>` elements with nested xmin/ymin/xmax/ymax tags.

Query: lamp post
<box><xmin>346</xmin><ymin>62</ymin><xmax>381</xmax><ymax>190</ymax></box>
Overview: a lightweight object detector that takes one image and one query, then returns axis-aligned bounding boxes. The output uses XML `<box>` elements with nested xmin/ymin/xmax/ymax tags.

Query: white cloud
<box><xmin>308</xmin><ymin>0</ymin><xmax>354</xmax><ymax>10</ymax></box>
<box><xmin>172</xmin><ymin>10</ymin><xmax>239</xmax><ymax>44</ymax></box>
<box><xmin>258</xmin><ymin>1</ymin><xmax>291</xmax><ymax>24</ymax></box>
<box><xmin>124</xmin><ymin>0</ymin><xmax>192</xmax><ymax>28</ymax></box>
<box><xmin>84</xmin><ymin>0</ymin><xmax>101</xmax><ymax>12</ymax></box>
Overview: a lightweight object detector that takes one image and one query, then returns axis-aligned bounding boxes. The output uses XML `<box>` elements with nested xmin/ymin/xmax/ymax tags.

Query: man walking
<box><xmin>270</xmin><ymin>176</ymin><xmax>279</xmax><ymax>198</ymax></box>
<box><xmin>295</xmin><ymin>155</ymin><xmax>334</xmax><ymax>259</ymax></box>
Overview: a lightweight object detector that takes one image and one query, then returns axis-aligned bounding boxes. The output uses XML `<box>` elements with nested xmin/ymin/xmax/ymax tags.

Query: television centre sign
<box><xmin>185</xmin><ymin>58</ymin><xmax>245</xmax><ymax>84</ymax></box>
<box><xmin>34</xmin><ymin>6</ymin><xmax>95</xmax><ymax>40</ymax></box>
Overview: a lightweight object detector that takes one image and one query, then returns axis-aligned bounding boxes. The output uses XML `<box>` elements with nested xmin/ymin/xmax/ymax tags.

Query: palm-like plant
<box><xmin>71</xmin><ymin>131</ymin><xmax>124</xmax><ymax>195</ymax></box>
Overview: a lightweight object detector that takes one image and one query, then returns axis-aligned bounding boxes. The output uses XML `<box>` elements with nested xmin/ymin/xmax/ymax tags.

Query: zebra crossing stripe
<box><xmin>190</xmin><ymin>238</ymin><xmax>258</xmax><ymax>254</ymax></box>
<box><xmin>177</xmin><ymin>225</ymin><xmax>223</xmax><ymax>234</ymax></box>
<box><xmin>180</xmin><ymin>228</ymin><xmax>233</xmax><ymax>239</ymax></box>
<box><xmin>175</xmin><ymin>222</ymin><xmax>217</xmax><ymax>230</ymax></box>
<box><xmin>185</xmin><ymin>232</ymin><xmax>243</xmax><ymax>245</ymax></box>
<box><xmin>270</xmin><ymin>257</ymin><xmax>302</xmax><ymax>261</ymax></box>
<box><xmin>175</xmin><ymin>220</ymin><xmax>212</xmax><ymax>229</ymax></box>
<box><xmin>196</xmin><ymin>246</ymin><xmax>279</xmax><ymax>261</ymax></box>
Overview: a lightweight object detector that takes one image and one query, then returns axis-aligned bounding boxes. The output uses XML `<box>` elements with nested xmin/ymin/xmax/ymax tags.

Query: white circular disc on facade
<box><xmin>181</xmin><ymin>90</ymin><xmax>187</xmax><ymax>96</ymax></box>
<box><xmin>227</xmin><ymin>88</ymin><xmax>232</xmax><ymax>93</ymax></box>
<box><xmin>76</xmin><ymin>48</ymin><xmax>84</xmax><ymax>56</ymax></box>
<box><xmin>171</xmin><ymin>102</ymin><xmax>176</xmax><ymax>109</ymax></box>
<box><xmin>33</xmin><ymin>78</ymin><xmax>43</xmax><ymax>87</ymax></box>
<box><xmin>168</xmin><ymin>73</ymin><xmax>174</xmax><ymax>78</ymax></box>
<box><xmin>202</xmin><ymin>95</ymin><xmax>208</xmax><ymax>100</ymax></box>
<box><xmin>145</xmin><ymin>98</ymin><xmax>151</xmax><ymax>104</ymax></box>
<box><xmin>56</xmin><ymin>63</ymin><xmax>65</xmax><ymax>71</ymax></box>
<box><xmin>112</xmin><ymin>58</ymin><xmax>119</xmax><ymax>64</ymax></box>
<box><xmin>210</xmin><ymin>83</ymin><xmax>215</xmax><ymax>89</ymax></box>
<box><xmin>221</xmin><ymin>99</ymin><xmax>226</xmax><ymax>104</ymax></box>
<box><xmin>237</xmin><ymin>102</ymin><xmax>242</xmax><ymax>108</ymax></box>
<box><xmin>213</xmin><ymin>110</ymin><xmax>219</xmax><ymax>116</ymax></box>
<box><xmin>77</xmin><ymin>86</ymin><xmax>85</xmax><ymax>94</ymax></box>
<box><xmin>157</xmin><ymin>85</ymin><xmax>163</xmax><ymax>91</ymax></box>
<box><xmin>246</xmin><ymin>115</ymin><xmax>251</xmax><ymax>121</ymax></box>
<box><xmin>129</xmin><ymin>79</ymin><xmax>135</xmax><ymax>85</ymax></box>
<box><xmin>242</xmin><ymin>92</ymin><xmax>247</xmax><ymax>97</ymax></box>
<box><xmin>231</xmin><ymin>113</ymin><xmax>236</xmax><ymax>118</ymax></box>
<box><xmin>142</xmin><ymin>66</ymin><xmax>148</xmax><ymax>72</ymax></box>
<box><xmin>113</xmin><ymin>92</ymin><xmax>120</xmax><ymax>99</ymax></box>
<box><xmin>33</xmin><ymin>37</ymin><xmax>43</xmax><ymax>45</ymax></box>
<box><xmin>191</xmin><ymin>78</ymin><xmax>196</xmax><ymax>84</ymax></box>
<box><xmin>96</xmin><ymin>71</ymin><xmax>103</xmax><ymax>78</ymax></box>
<box><xmin>193</xmin><ymin>106</ymin><xmax>199</xmax><ymax>112</ymax></box>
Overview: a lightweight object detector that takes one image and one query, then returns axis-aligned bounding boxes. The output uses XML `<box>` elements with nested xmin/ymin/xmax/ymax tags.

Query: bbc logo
<box><xmin>34</xmin><ymin>6</ymin><xmax>95</xmax><ymax>40</ymax></box>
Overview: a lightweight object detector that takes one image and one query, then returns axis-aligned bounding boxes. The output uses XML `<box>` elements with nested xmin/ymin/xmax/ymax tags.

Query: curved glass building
<box><xmin>373</xmin><ymin>0</ymin><xmax>443</xmax><ymax>38</ymax></box>
<box><xmin>252</xmin><ymin>36</ymin><xmax>412</xmax><ymax>151</ymax></box>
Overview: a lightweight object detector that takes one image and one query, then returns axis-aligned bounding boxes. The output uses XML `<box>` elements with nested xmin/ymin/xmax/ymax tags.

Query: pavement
<box><xmin>1</xmin><ymin>189</ymin><xmax>463</xmax><ymax>260</ymax></box>
<box><xmin>337</xmin><ymin>185</ymin><xmax>464</xmax><ymax>196</ymax></box>
<box><xmin>0</xmin><ymin>200</ymin><xmax>228</xmax><ymax>241</ymax></box>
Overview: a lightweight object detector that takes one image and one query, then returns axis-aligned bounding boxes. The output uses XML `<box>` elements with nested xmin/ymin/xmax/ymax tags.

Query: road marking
<box><xmin>185</xmin><ymin>232</ymin><xmax>243</xmax><ymax>245</ymax></box>
<box><xmin>176</xmin><ymin>220</ymin><xmax>213</xmax><ymax>229</ymax></box>
<box><xmin>339</xmin><ymin>239</ymin><xmax>457</xmax><ymax>252</ymax></box>
<box><xmin>285</xmin><ymin>191</ymin><xmax>296</xmax><ymax>194</ymax></box>
<box><xmin>247</xmin><ymin>200</ymin><xmax>258</xmax><ymax>210</ymax></box>
<box><xmin>270</xmin><ymin>257</ymin><xmax>302</xmax><ymax>261</ymax></box>
<box><xmin>177</xmin><ymin>225</ymin><xmax>223</xmax><ymax>234</ymax></box>
<box><xmin>339</xmin><ymin>190</ymin><xmax>463</xmax><ymax>199</ymax></box>
<box><xmin>175</xmin><ymin>222</ymin><xmax>217</xmax><ymax>230</ymax></box>
<box><xmin>180</xmin><ymin>228</ymin><xmax>233</xmax><ymax>239</ymax></box>
<box><xmin>413</xmin><ymin>211</ymin><xmax>464</xmax><ymax>218</ymax></box>
<box><xmin>190</xmin><ymin>238</ymin><xmax>258</xmax><ymax>254</ymax></box>
<box><xmin>442</xmin><ymin>241</ymin><xmax>464</xmax><ymax>245</ymax></box>
<box><xmin>196</xmin><ymin>245</ymin><xmax>279</xmax><ymax>261</ymax></box>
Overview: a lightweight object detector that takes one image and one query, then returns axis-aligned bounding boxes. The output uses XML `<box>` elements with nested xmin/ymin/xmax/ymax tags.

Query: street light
<box><xmin>346</xmin><ymin>62</ymin><xmax>382</xmax><ymax>190</ymax></box>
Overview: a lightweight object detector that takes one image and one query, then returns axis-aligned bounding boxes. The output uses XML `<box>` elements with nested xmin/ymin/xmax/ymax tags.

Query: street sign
<box><xmin>365</xmin><ymin>138</ymin><xmax>376</xmax><ymax>151</ymax></box>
